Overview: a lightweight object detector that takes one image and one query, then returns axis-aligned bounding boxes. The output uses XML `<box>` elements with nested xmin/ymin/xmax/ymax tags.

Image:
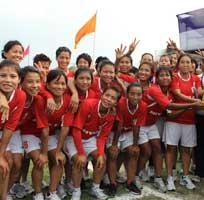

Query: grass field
<box><xmin>19</xmin><ymin>162</ymin><xmax>204</xmax><ymax>200</ymax></box>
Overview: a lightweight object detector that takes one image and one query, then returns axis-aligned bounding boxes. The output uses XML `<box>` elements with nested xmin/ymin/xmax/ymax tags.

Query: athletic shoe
<box><xmin>33</xmin><ymin>193</ymin><xmax>44</xmax><ymax>200</ymax></box>
<box><xmin>172</xmin><ymin>169</ymin><xmax>177</xmax><ymax>181</ymax></box>
<box><xmin>90</xmin><ymin>186</ymin><xmax>108</xmax><ymax>200</ymax></box>
<box><xmin>21</xmin><ymin>181</ymin><xmax>34</xmax><ymax>194</ymax></box>
<box><xmin>116</xmin><ymin>172</ymin><xmax>127</xmax><ymax>183</ymax></box>
<box><xmin>6</xmin><ymin>194</ymin><xmax>13</xmax><ymax>200</ymax></box>
<box><xmin>66</xmin><ymin>182</ymin><xmax>75</xmax><ymax>195</ymax></box>
<box><xmin>154</xmin><ymin>177</ymin><xmax>167</xmax><ymax>193</ymax></box>
<box><xmin>71</xmin><ymin>188</ymin><xmax>81</xmax><ymax>200</ymax></box>
<box><xmin>139</xmin><ymin>170</ymin><xmax>150</xmax><ymax>182</ymax></box>
<box><xmin>102</xmin><ymin>173</ymin><xmax>110</xmax><ymax>185</ymax></box>
<box><xmin>57</xmin><ymin>184</ymin><xmax>67</xmax><ymax>199</ymax></box>
<box><xmin>10</xmin><ymin>183</ymin><xmax>27</xmax><ymax>198</ymax></box>
<box><xmin>180</xmin><ymin>175</ymin><xmax>196</xmax><ymax>190</ymax></box>
<box><xmin>106</xmin><ymin>183</ymin><xmax>117</xmax><ymax>197</ymax></box>
<box><xmin>147</xmin><ymin>166</ymin><xmax>155</xmax><ymax>178</ymax></box>
<box><xmin>45</xmin><ymin>191</ymin><xmax>61</xmax><ymax>200</ymax></box>
<box><xmin>134</xmin><ymin>176</ymin><xmax>143</xmax><ymax>189</ymax></box>
<box><xmin>126</xmin><ymin>182</ymin><xmax>141</xmax><ymax>195</ymax></box>
<box><xmin>190</xmin><ymin>175</ymin><xmax>201</xmax><ymax>183</ymax></box>
<box><xmin>167</xmin><ymin>176</ymin><xmax>176</xmax><ymax>191</ymax></box>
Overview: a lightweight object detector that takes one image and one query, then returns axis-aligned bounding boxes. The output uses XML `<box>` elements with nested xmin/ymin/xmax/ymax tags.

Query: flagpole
<box><xmin>92</xmin><ymin>10</ymin><xmax>97</xmax><ymax>62</ymax></box>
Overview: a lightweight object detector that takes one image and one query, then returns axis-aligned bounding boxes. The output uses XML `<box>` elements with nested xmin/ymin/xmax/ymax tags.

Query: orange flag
<box><xmin>74</xmin><ymin>13</ymin><xmax>96</xmax><ymax>49</ymax></box>
<box><xmin>23</xmin><ymin>45</ymin><xmax>30</xmax><ymax>58</ymax></box>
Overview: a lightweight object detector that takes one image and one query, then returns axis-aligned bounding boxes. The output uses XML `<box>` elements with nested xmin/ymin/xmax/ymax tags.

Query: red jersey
<box><xmin>0</xmin><ymin>89</ymin><xmax>26</xmax><ymax>131</ymax></box>
<box><xmin>46</xmin><ymin>94</ymin><xmax>74</xmax><ymax>135</ymax></box>
<box><xmin>67</xmin><ymin>71</ymin><xmax>74</xmax><ymax>78</ymax></box>
<box><xmin>39</xmin><ymin>83</ymin><xmax>52</xmax><ymax>99</ymax></box>
<box><xmin>72</xmin><ymin>98</ymin><xmax>116</xmax><ymax>156</ymax></box>
<box><xmin>90</xmin><ymin>77</ymin><xmax>123</xmax><ymax>99</ymax></box>
<box><xmin>66</xmin><ymin>88</ymin><xmax>96</xmax><ymax>102</ymax></box>
<box><xmin>142</xmin><ymin>84</ymin><xmax>170</xmax><ymax>126</ymax></box>
<box><xmin>167</xmin><ymin>72</ymin><xmax>201</xmax><ymax>124</ymax></box>
<box><xmin>117</xmin><ymin>97</ymin><xmax>147</xmax><ymax>132</ymax></box>
<box><xmin>19</xmin><ymin>95</ymin><xmax>48</xmax><ymax>136</ymax></box>
<box><xmin>118</xmin><ymin>73</ymin><xmax>137</xmax><ymax>86</ymax></box>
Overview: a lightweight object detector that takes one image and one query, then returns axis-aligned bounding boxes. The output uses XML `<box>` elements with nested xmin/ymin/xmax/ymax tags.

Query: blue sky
<box><xmin>0</xmin><ymin>0</ymin><xmax>203</xmax><ymax>68</ymax></box>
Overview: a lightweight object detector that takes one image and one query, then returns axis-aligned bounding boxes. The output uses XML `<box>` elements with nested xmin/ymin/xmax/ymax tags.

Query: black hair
<box><xmin>20</xmin><ymin>66</ymin><xmax>41</xmax><ymax>83</ymax></box>
<box><xmin>127</xmin><ymin>82</ymin><xmax>142</xmax><ymax>94</ymax></box>
<box><xmin>139</xmin><ymin>62</ymin><xmax>154</xmax><ymax>75</ymax></box>
<box><xmin>95</xmin><ymin>56</ymin><xmax>109</xmax><ymax>70</ymax></box>
<box><xmin>103</xmin><ymin>86</ymin><xmax>121</xmax><ymax>101</ymax></box>
<box><xmin>119</xmin><ymin>55</ymin><xmax>133</xmax><ymax>65</ymax></box>
<box><xmin>74</xmin><ymin>67</ymin><xmax>93</xmax><ymax>82</ymax></box>
<box><xmin>47</xmin><ymin>69</ymin><xmax>68</xmax><ymax>85</ymax></box>
<box><xmin>0</xmin><ymin>59</ymin><xmax>20</xmax><ymax>76</ymax></box>
<box><xmin>156</xmin><ymin>66</ymin><xmax>173</xmax><ymax>78</ymax></box>
<box><xmin>33</xmin><ymin>53</ymin><xmax>51</xmax><ymax>64</ymax></box>
<box><xmin>1</xmin><ymin>40</ymin><xmax>24</xmax><ymax>59</ymax></box>
<box><xmin>99</xmin><ymin>60</ymin><xmax>115</xmax><ymax>72</ymax></box>
<box><xmin>56</xmin><ymin>47</ymin><xmax>71</xmax><ymax>58</ymax></box>
<box><xmin>130</xmin><ymin>66</ymin><xmax>138</xmax><ymax>74</ymax></box>
<box><xmin>76</xmin><ymin>53</ymin><xmax>92</xmax><ymax>67</ymax></box>
<box><xmin>176</xmin><ymin>54</ymin><xmax>192</xmax><ymax>67</ymax></box>
<box><xmin>141</xmin><ymin>53</ymin><xmax>154</xmax><ymax>62</ymax></box>
<box><xmin>191</xmin><ymin>58</ymin><xmax>198</xmax><ymax>70</ymax></box>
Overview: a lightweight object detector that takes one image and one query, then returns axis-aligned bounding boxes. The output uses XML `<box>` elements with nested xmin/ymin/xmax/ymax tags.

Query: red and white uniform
<box><xmin>67</xmin><ymin>99</ymin><xmax>116</xmax><ymax>158</ymax></box>
<box><xmin>163</xmin><ymin>72</ymin><xmax>201</xmax><ymax>147</ymax></box>
<box><xmin>143</xmin><ymin>84</ymin><xmax>170</xmax><ymax>126</ymax></box>
<box><xmin>0</xmin><ymin>89</ymin><xmax>26</xmax><ymax>153</ymax></box>
<box><xmin>118</xmin><ymin>73</ymin><xmax>137</xmax><ymax>87</ymax></box>
<box><xmin>167</xmin><ymin>73</ymin><xmax>201</xmax><ymax>124</ymax></box>
<box><xmin>138</xmin><ymin>84</ymin><xmax>170</xmax><ymax>144</ymax></box>
<box><xmin>19</xmin><ymin>95</ymin><xmax>48</xmax><ymax>136</ymax></box>
<box><xmin>117</xmin><ymin>97</ymin><xmax>147</xmax><ymax>131</ymax></box>
<box><xmin>90</xmin><ymin>77</ymin><xmax>123</xmax><ymax>99</ymax></box>
<box><xmin>106</xmin><ymin>97</ymin><xmax>147</xmax><ymax>150</ymax></box>
<box><xmin>19</xmin><ymin>95</ymin><xmax>49</xmax><ymax>153</ymax></box>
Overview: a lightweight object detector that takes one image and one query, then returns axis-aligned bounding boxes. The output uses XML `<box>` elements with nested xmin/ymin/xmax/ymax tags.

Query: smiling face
<box><xmin>47</xmin><ymin>75</ymin><xmax>67</xmax><ymax>97</ymax></box>
<box><xmin>56</xmin><ymin>51</ymin><xmax>71</xmax><ymax>71</ymax></box>
<box><xmin>138</xmin><ymin>63</ymin><xmax>153</xmax><ymax>82</ymax></box>
<box><xmin>118</xmin><ymin>56</ymin><xmax>132</xmax><ymax>74</ymax></box>
<box><xmin>157</xmin><ymin>70</ymin><xmax>172</xmax><ymax>87</ymax></box>
<box><xmin>21</xmin><ymin>72</ymin><xmax>41</xmax><ymax>97</ymax></box>
<box><xmin>159</xmin><ymin>55</ymin><xmax>171</xmax><ymax>67</ymax></box>
<box><xmin>99</xmin><ymin>64</ymin><xmax>115</xmax><ymax>84</ymax></box>
<box><xmin>0</xmin><ymin>66</ymin><xmax>20</xmax><ymax>97</ymax></box>
<box><xmin>127</xmin><ymin>86</ymin><xmax>142</xmax><ymax>106</ymax></box>
<box><xmin>4</xmin><ymin>45</ymin><xmax>24</xmax><ymax>64</ymax></box>
<box><xmin>77</xmin><ymin>58</ymin><xmax>90</xmax><ymax>68</ymax></box>
<box><xmin>100</xmin><ymin>88</ymin><xmax>119</xmax><ymax>109</ymax></box>
<box><xmin>178</xmin><ymin>55</ymin><xmax>191</xmax><ymax>74</ymax></box>
<box><xmin>75</xmin><ymin>71</ymin><xmax>92</xmax><ymax>92</ymax></box>
<box><xmin>141</xmin><ymin>54</ymin><xmax>153</xmax><ymax>63</ymax></box>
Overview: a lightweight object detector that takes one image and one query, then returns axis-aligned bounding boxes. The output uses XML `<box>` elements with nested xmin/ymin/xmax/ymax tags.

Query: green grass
<box><xmin>19</xmin><ymin>162</ymin><xmax>204</xmax><ymax>200</ymax></box>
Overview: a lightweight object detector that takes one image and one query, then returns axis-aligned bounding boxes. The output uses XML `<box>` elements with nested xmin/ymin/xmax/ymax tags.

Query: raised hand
<box><xmin>167</xmin><ymin>38</ymin><xmax>178</xmax><ymax>50</ymax></box>
<box><xmin>115</xmin><ymin>44</ymin><xmax>127</xmax><ymax>60</ymax></box>
<box><xmin>128</xmin><ymin>38</ymin><xmax>140</xmax><ymax>55</ymax></box>
<box><xmin>195</xmin><ymin>49</ymin><xmax>204</xmax><ymax>57</ymax></box>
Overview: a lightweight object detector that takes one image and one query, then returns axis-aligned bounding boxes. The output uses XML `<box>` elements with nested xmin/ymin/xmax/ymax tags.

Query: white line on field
<box><xmin>109</xmin><ymin>185</ymin><xmax>183</xmax><ymax>200</ymax></box>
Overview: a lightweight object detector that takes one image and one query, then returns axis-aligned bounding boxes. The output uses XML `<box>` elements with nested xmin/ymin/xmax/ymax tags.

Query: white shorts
<box><xmin>106</xmin><ymin>131</ymin><xmax>133</xmax><ymax>151</ymax></box>
<box><xmin>63</xmin><ymin>136</ymin><xmax>97</xmax><ymax>160</ymax></box>
<box><xmin>138</xmin><ymin>124</ymin><xmax>160</xmax><ymax>145</ymax></box>
<box><xmin>163</xmin><ymin>122</ymin><xmax>197</xmax><ymax>147</ymax></box>
<box><xmin>48</xmin><ymin>134</ymin><xmax>58</xmax><ymax>151</ymax></box>
<box><xmin>22</xmin><ymin>135</ymin><xmax>41</xmax><ymax>154</ymax></box>
<box><xmin>0</xmin><ymin>130</ymin><xmax>23</xmax><ymax>153</ymax></box>
<box><xmin>155</xmin><ymin>117</ymin><xmax>165</xmax><ymax>138</ymax></box>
